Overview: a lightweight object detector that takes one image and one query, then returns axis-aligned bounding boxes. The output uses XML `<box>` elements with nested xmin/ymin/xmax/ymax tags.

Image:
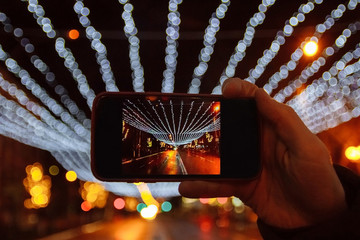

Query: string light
<box><xmin>74</xmin><ymin>0</ymin><xmax>119</xmax><ymax>92</ymax></box>
<box><xmin>212</xmin><ymin>0</ymin><xmax>276</xmax><ymax>94</ymax></box>
<box><xmin>161</xmin><ymin>0</ymin><xmax>183</xmax><ymax>93</ymax></box>
<box><xmin>55</xmin><ymin>38</ymin><xmax>96</xmax><ymax>108</ymax></box>
<box><xmin>119</xmin><ymin>0</ymin><xmax>145</xmax><ymax>92</ymax></box>
<box><xmin>274</xmin><ymin>22</ymin><xmax>360</xmax><ymax>103</ymax></box>
<box><xmin>244</xmin><ymin>0</ymin><xmax>322</xmax><ymax>84</ymax></box>
<box><xmin>23</xmin><ymin>0</ymin><xmax>99</xmax><ymax>109</ymax></box>
<box><xmin>188</xmin><ymin>0</ymin><xmax>231</xmax><ymax>94</ymax></box>
<box><xmin>288</xmin><ymin>44</ymin><xmax>360</xmax><ymax>133</ymax></box>
<box><xmin>25</xmin><ymin>0</ymin><xmax>57</xmax><ymax>38</ymax></box>
<box><xmin>0</xmin><ymin>11</ymin><xmax>90</xmax><ymax>127</ymax></box>
<box><xmin>264</xmin><ymin>2</ymin><xmax>353</xmax><ymax>95</ymax></box>
<box><xmin>0</xmin><ymin>1</ymin><xmax>359</xmax><ymax>199</ymax></box>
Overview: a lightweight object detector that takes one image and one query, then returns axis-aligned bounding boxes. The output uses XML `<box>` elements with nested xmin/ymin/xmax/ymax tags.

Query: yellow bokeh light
<box><xmin>303</xmin><ymin>41</ymin><xmax>318</xmax><ymax>56</ymax></box>
<box><xmin>86</xmin><ymin>192</ymin><xmax>98</xmax><ymax>203</ymax></box>
<box><xmin>66</xmin><ymin>170</ymin><xmax>77</xmax><ymax>182</ymax></box>
<box><xmin>31</xmin><ymin>167</ymin><xmax>43</xmax><ymax>182</ymax></box>
<box><xmin>125</xmin><ymin>197</ymin><xmax>138</xmax><ymax>211</ymax></box>
<box><xmin>30</xmin><ymin>185</ymin><xmax>43</xmax><ymax>197</ymax></box>
<box><xmin>49</xmin><ymin>165</ymin><xmax>59</xmax><ymax>176</ymax></box>
<box><xmin>33</xmin><ymin>194</ymin><xmax>49</xmax><ymax>206</ymax></box>
<box><xmin>345</xmin><ymin>146</ymin><xmax>360</xmax><ymax>161</ymax></box>
<box><xmin>135</xmin><ymin>183</ymin><xmax>159</xmax><ymax>207</ymax></box>
<box><xmin>24</xmin><ymin>163</ymin><xmax>51</xmax><ymax>209</ymax></box>
<box><xmin>79</xmin><ymin>181</ymin><xmax>108</xmax><ymax>210</ymax></box>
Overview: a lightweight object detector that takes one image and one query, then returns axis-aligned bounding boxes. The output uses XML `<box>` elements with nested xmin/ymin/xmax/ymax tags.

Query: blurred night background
<box><xmin>0</xmin><ymin>0</ymin><xmax>360</xmax><ymax>239</ymax></box>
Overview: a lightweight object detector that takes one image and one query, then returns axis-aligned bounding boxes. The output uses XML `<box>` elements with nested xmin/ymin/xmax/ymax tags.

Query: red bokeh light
<box><xmin>81</xmin><ymin>200</ymin><xmax>92</xmax><ymax>212</ymax></box>
<box><xmin>114</xmin><ymin>197</ymin><xmax>126</xmax><ymax>210</ymax></box>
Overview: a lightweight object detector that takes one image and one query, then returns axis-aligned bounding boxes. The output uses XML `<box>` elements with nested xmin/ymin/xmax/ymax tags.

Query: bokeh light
<box><xmin>114</xmin><ymin>197</ymin><xmax>126</xmax><ymax>210</ymax></box>
<box><xmin>303</xmin><ymin>40</ymin><xmax>318</xmax><ymax>56</ymax></box>
<box><xmin>161</xmin><ymin>201</ymin><xmax>172</xmax><ymax>212</ymax></box>
<box><xmin>216</xmin><ymin>197</ymin><xmax>228</xmax><ymax>205</ymax></box>
<box><xmin>65</xmin><ymin>170</ymin><xmax>77</xmax><ymax>182</ymax></box>
<box><xmin>345</xmin><ymin>146</ymin><xmax>360</xmax><ymax>161</ymax></box>
<box><xmin>68</xmin><ymin>29</ymin><xmax>80</xmax><ymax>40</ymax></box>
<box><xmin>137</xmin><ymin>203</ymin><xmax>147</xmax><ymax>213</ymax></box>
<box><xmin>140</xmin><ymin>204</ymin><xmax>158</xmax><ymax>220</ymax></box>
<box><xmin>1</xmin><ymin>0</ymin><xmax>360</xmax><ymax>200</ymax></box>
<box><xmin>49</xmin><ymin>165</ymin><xmax>59</xmax><ymax>176</ymax></box>
<box><xmin>23</xmin><ymin>163</ymin><xmax>51</xmax><ymax>209</ymax></box>
<box><xmin>81</xmin><ymin>200</ymin><xmax>92</xmax><ymax>212</ymax></box>
<box><xmin>79</xmin><ymin>181</ymin><xmax>108</xmax><ymax>209</ymax></box>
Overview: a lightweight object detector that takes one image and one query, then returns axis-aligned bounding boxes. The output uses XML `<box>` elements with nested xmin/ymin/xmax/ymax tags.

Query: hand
<box><xmin>179</xmin><ymin>78</ymin><xmax>347</xmax><ymax>229</ymax></box>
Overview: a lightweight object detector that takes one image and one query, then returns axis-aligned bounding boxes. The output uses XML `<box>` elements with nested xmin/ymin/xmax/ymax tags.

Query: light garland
<box><xmin>161</xmin><ymin>0</ymin><xmax>182</xmax><ymax>93</ymax></box>
<box><xmin>244</xmin><ymin>0</ymin><xmax>323</xmax><ymax>84</ymax></box>
<box><xmin>0</xmin><ymin>50</ymin><xmax>89</xmax><ymax>141</ymax></box>
<box><xmin>274</xmin><ymin>21</ymin><xmax>360</xmax><ymax>103</ymax></box>
<box><xmin>54</xmin><ymin>38</ymin><xmax>96</xmax><ymax>108</ymax></box>
<box><xmin>288</xmin><ymin>44</ymin><xmax>360</xmax><ymax>133</ymax></box>
<box><xmin>188</xmin><ymin>0</ymin><xmax>230</xmax><ymax>94</ymax></box>
<box><xmin>21</xmin><ymin>0</ymin><xmax>97</xmax><ymax>109</ymax></box>
<box><xmin>119</xmin><ymin>0</ymin><xmax>145</xmax><ymax>92</ymax></box>
<box><xmin>264</xmin><ymin>2</ymin><xmax>356</xmax><ymax>95</ymax></box>
<box><xmin>74</xmin><ymin>0</ymin><xmax>119</xmax><ymax>92</ymax></box>
<box><xmin>0</xmin><ymin>11</ymin><xmax>89</xmax><ymax>127</ymax></box>
<box><xmin>0</xmin><ymin>0</ymin><xmax>358</xmax><ymax>198</ymax></box>
<box><xmin>212</xmin><ymin>0</ymin><xmax>276</xmax><ymax>94</ymax></box>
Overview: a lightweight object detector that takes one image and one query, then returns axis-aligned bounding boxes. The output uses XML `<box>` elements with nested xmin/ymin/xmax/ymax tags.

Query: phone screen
<box><xmin>121</xmin><ymin>96</ymin><xmax>221</xmax><ymax>176</ymax></box>
<box><xmin>91</xmin><ymin>93</ymin><xmax>261</xmax><ymax>181</ymax></box>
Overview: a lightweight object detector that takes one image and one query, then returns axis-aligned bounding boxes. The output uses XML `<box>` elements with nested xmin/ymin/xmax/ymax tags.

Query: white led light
<box><xmin>55</xmin><ymin>38</ymin><xmax>96</xmax><ymax>108</ymax></box>
<box><xmin>25</xmin><ymin>1</ymin><xmax>56</xmax><ymax>38</ymax></box>
<box><xmin>74</xmin><ymin>0</ymin><xmax>118</xmax><ymax>92</ymax></box>
<box><xmin>287</xmin><ymin>44</ymin><xmax>360</xmax><ymax>133</ymax></box>
<box><xmin>212</xmin><ymin>0</ymin><xmax>276</xmax><ymax>94</ymax></box>
<box><xmin>119</xmin><ymin>1</ymin><xmax>145</xmax><ymax>92</ymax></box>
<box><xmin>1</xmin><ymin>0</ymin><xmax>359</xmax><ymax>198</ymax></box>
<box><xmin>161</xmin><ymin>0</ymin><xmax>183</xmax><ymax>93</ymax></box>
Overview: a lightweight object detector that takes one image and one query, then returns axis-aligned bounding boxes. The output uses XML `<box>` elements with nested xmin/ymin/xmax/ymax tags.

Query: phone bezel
<box><xmin>91</xmin><ymin>92</ymin><xmax>262</xmax><ymax>182</ymax></box>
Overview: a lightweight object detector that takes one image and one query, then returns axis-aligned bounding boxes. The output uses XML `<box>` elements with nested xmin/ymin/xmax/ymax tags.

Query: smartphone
<box><xmin>91</xmin><ymin>92</ymin><xmax>261</xmax><ymax>182</ymax></box>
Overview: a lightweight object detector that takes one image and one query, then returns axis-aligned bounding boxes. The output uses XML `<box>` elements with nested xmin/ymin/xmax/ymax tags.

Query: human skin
<box><xmin>179</xmin><ymin>78</ymin><xmax>347</xmax><ymax>229</ymax></box>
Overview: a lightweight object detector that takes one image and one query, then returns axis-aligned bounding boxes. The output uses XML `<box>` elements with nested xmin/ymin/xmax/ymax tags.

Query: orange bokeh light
<box><xmin>68</xmin><ymin>29</ymin><xmax>80</xmax><ymax>40</ymax></box>
<box><xmin>345</xmin><ymin>146</ymin><xmax>360</xmax><ymax>162</ymax></box>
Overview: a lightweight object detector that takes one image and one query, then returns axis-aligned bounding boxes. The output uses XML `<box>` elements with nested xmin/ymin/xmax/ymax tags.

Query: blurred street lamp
<box><xmin>345</xmin><ymin>146</ymin><xmax>360</xmax><ymax>162</ymax></box>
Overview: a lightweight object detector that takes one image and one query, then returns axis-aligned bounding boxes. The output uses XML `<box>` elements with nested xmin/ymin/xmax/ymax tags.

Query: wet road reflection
<box><xmin>39</xmin><ymin>215</ymin><xmax>262</xmax><ymax>240</ymax></box>
<box><xmin>122</xmin><ymin>149</ymin><xmax>220</xmax><ymax>175</ymax></box>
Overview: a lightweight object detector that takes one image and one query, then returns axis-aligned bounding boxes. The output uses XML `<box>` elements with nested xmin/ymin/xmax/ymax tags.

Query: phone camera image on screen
<box><xmin>91</xmin><ymin>92</ymin><xmax>261</xmax><ymax>181</ymax></box>
<box><xmin>120</xmin><ymin>97</ymin><xmax>221</xmax><ymax>176</ymax></box>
